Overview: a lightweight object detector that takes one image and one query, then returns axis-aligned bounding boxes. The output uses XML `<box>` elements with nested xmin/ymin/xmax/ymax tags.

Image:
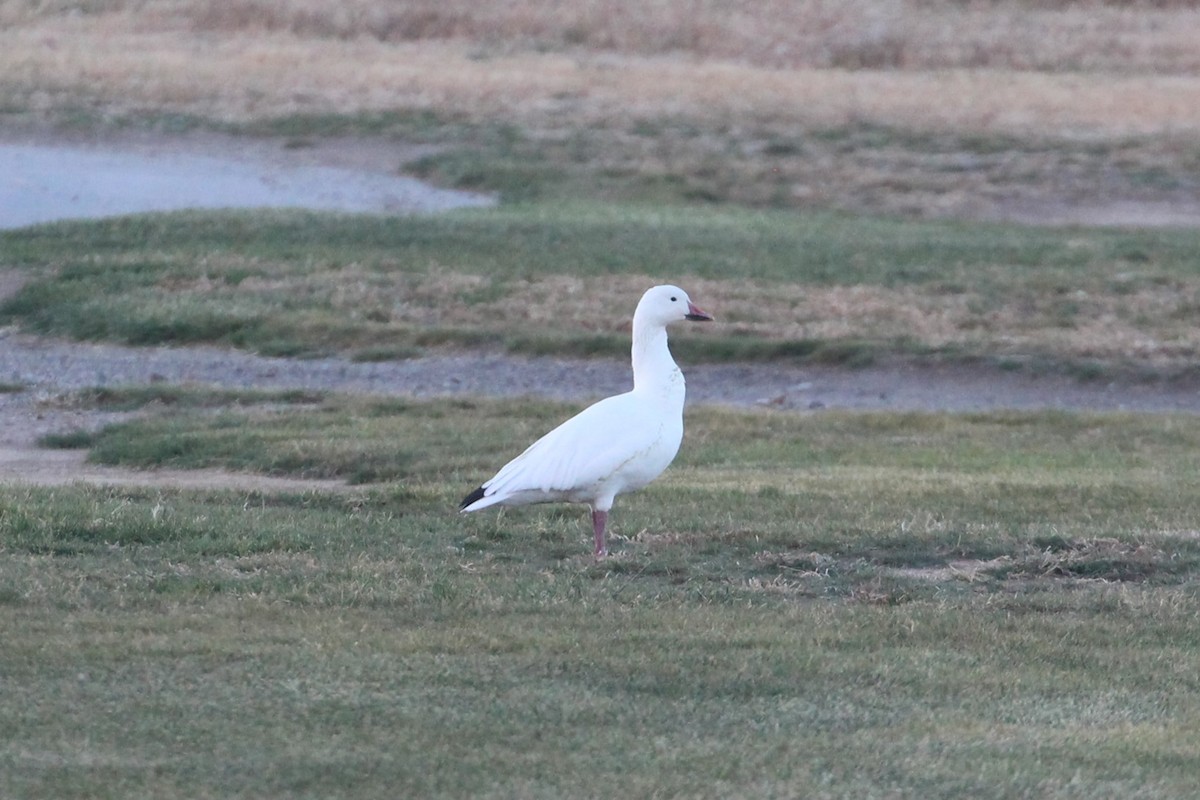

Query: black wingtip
<box><xmin>459</xmin><ymin>486</ymin><xmax>486</xmax><ymax>511</ymax></box>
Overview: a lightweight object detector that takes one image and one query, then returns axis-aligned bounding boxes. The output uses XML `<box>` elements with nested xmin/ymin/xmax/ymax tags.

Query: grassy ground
<box><xmin>5</xmin><ymin>392</ymin><xmax>1200</xmax><ymax>798</ymax></box>
<box><xmin>5</xmin><ymin>205</ymin><xmax>1200</xmax><ymax>375</ymax></box>
<box><xmin>4</xmin><ymin>3</ymin><xmax>1200</xmax><ymax>797</ymax></box>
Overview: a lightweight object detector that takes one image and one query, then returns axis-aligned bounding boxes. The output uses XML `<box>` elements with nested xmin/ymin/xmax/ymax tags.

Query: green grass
<box><xmin>4</xmin><ymin>31</ymin><xmax>1200</xmax><ymax>796</ymax></box>
<box><xmin>6</xmin><ymin>203</ymin><xmax>1186</xmax><ymax>287</ymax></box>
<box><xmin>2</xmin><ymin>104</ymin><xmax>1200</xmax><ymax>795</ymax></box>
<box><xmin>3</xmin><ymin>203</ymin><xmax>1200</xmax><ymax>370</ymax></box>
<box><xmin>60</xmin><ymin>392</ymin><xmax>1200</xmax><ymax>577</ymax></box>
<box><xmin>5</xmin><ymin>393</ymin><xmax>1200</xmax><ymax>797</ymax></box>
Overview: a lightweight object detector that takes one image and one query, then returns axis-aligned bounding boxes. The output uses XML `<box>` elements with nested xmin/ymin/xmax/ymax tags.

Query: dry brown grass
<box><xmin>26</xmin><ymin>0</ymin><xmax>1200</xmax><ymax>74</ymax></box>
<box><xmin>166</xmin><ymin>264</ymin><xmax>1200</xmax><ymax>368</ymax></box>
<box><xmin>3</xmin><ymin>0</ymin><xmax>1200</xmax><ymax>139</ymax></box>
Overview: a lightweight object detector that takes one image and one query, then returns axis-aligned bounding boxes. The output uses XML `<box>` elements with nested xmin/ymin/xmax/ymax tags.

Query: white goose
<box><xmin>460</xmin><ymin>285</ymin><xmax>713</xmax><ymax>556</ymax></box>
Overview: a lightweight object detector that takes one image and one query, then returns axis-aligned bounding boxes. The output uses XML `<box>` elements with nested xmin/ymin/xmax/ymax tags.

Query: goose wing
<box><xmin>461</xmin><ymin>392</ymin><xmax>666</xmax><ymax>511</ymax></box>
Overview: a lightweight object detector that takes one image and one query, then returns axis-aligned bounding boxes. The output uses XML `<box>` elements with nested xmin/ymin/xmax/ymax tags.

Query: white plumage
<box><xmin>460</xmin><ymin>284</ymin><xmax>713</xmax><ymax>556</ymax></box>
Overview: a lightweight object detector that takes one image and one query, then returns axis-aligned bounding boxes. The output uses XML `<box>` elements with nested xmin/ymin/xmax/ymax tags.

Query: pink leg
<box><xmin>592</xmin><ymin>509</ymin><xmax>609</xmax><ymax>558</ymax></box>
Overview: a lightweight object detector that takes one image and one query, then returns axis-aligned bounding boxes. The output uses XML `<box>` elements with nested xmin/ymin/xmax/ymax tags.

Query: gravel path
<box><xmin>5</xmin><ymin>329</ymin><xmax>1200</xmax><ymax>444</ymax></box>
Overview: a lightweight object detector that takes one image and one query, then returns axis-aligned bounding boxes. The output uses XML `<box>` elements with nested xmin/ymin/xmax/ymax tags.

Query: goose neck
<box><xmin>631</xmin><ymin>323</ymin><xmax>681</xmax><ymax>394</ymax></box>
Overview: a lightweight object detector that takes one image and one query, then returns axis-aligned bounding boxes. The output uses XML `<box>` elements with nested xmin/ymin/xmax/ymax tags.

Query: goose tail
<box><xmin>459</xmin><ymin>485</ymin><xmax>488</xmax><ymax>512</ymax></box>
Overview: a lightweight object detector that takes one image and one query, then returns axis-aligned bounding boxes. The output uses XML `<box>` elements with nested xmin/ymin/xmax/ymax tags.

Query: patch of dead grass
<box><xmin>153</xmin><ymin>265</ymin><xmax>1200</xmax><ymax>367</ymax></box>
<box><xmin>3</xmin><ymin>8</ymin><xmax>1200</xmax><ymax>139</ymax></box>
<box><xmin>514</xmin><ymin>273</ymin><xmax>1200</xmax><ymax>366</ymax></box>
<box><xmin>15</xmin><ymin>0</ymin><xmax>1200</xmax><ymax>74</ymax></box>
<box><xmin>561</xmin><ymin>276</ymin><xmax>1191</xmax><ymax>366</ymax></box>
<box><xmin>889</xmin><ymin>557</ymin><xmax>1014</xmax><ymax>583</ymax></box>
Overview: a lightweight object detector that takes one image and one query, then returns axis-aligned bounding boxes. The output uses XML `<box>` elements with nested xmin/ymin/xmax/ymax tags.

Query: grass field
<box><xmin>5</xmin><ymin>1</ymin><xmax>1200</xmax><ymax>797</ymax></box>
<box><xmin>5</xmin><ymin>205</ymin><xmax>1200</xmax><ymax>375</ymax></box>
<box><xmin>6</xmin><ymin>392</ymin><xmax>1200</xmax><ymax>798</ymax></box>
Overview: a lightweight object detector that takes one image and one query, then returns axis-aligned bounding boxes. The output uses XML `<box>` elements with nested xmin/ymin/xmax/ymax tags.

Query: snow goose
<box><xmin>460</xmin><ymin>285</ymin><xmax>713</xmax><ymax>556</ymax></box>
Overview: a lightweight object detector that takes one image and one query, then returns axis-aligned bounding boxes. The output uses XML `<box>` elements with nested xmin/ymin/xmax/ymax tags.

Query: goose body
<box><xmin>460</xmin><ymin>285</ymin><xmax>712</xmax><ymax>556</ymax></box>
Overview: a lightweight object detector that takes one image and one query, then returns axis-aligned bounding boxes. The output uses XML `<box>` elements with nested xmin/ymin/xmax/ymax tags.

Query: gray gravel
<box><xmin>3</xmin><ymin>330</ymin><xmax>1199</xmax><ymax>441</ymax></box>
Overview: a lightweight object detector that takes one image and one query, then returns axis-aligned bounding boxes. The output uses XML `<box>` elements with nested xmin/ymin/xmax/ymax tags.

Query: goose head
<box><xmin>633</xmin><ymin>285</ymin><xmax>714</xmax><ymax>329</ymax></box>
